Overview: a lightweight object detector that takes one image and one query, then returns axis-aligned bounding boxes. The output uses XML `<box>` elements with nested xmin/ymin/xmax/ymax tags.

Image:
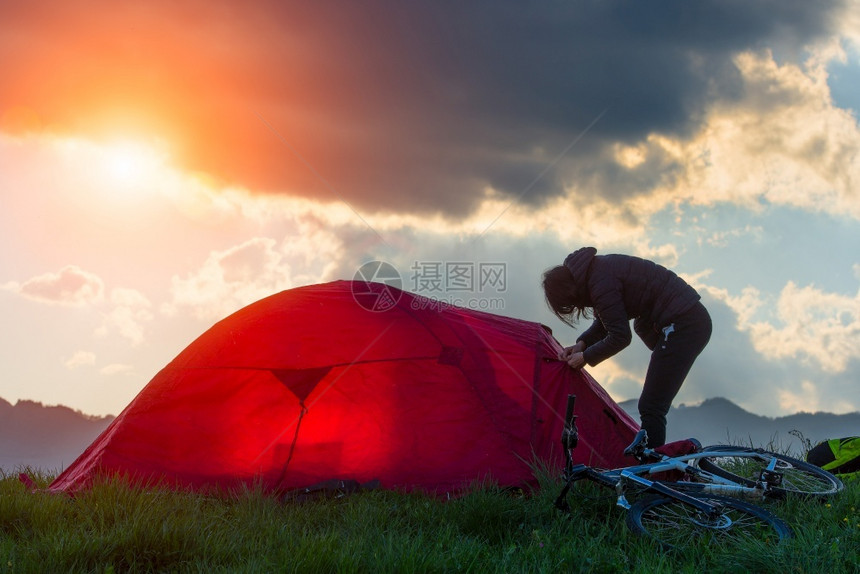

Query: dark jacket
<box><xmin>564</xmin><ymin>247</ymin><xmax>701</xmax><ymax>366</ymax></box>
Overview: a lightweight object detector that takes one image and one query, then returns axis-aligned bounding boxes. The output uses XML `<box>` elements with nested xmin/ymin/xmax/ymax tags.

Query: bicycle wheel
<box><xmin>698</xmin><ymin>445</ymin><xmax>843</xmax><ymax>498</ymax></box>
<box><xmin>626</xmin><ymin>494</ymin><xmax>792</xmax><ymax>551</ymax></box>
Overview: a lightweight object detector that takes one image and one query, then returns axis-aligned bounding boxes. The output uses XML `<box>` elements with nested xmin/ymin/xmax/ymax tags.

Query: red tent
<box><xmin>47</xmin><ymin>280</ymin><xmax>637</xmax><ymax>495</ymax></box>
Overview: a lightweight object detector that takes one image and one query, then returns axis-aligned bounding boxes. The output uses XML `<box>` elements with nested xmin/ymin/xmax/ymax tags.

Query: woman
<box><xmin>543</xmin><ymin>246</ymin><xmax>712</xmax><ymax>447</ymax></box>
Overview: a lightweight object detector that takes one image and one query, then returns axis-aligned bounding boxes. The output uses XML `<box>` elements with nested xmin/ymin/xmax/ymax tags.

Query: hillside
<box><xmin>0</xmin><ymin>398</ymin><xmax>114</xmax><ymax>473</ymax></box>
<box><xmin>3</xmin><ymin>396</ymin><xmax>858</xmax><ymax>473</ymax></box>
<box><xmin>619</xmin><ymin>397</ymin><xmax>860</xmax><ymax>455</ymax></box>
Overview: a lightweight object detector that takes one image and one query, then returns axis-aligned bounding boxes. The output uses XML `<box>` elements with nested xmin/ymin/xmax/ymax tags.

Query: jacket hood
<box><xmin>563</xmin><ymin>247</ymin><xmax>597</xmax><ymax>288</ymax></box>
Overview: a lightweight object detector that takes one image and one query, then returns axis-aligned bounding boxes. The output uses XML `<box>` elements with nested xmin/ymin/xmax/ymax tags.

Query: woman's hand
<box><xmin>559</xmin><ymin>341</ymin><xmax>586</xmax><ymax>365</ymax></box>
<box><xmin>565</xmin><ymin>352</ymin><xmax>586</xmax><ymax>370</ymax></box>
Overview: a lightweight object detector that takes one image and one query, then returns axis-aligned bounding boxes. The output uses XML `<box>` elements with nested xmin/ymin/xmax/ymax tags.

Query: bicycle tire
<box><xmin>698</xmin><ymin>445</ymin><xmax>844</xmax><ymax>498</ymax></box>
<box><xmin>626</xmin><ymin>494</ymin><xmax>792</xmax><ymax>551</ymax></box>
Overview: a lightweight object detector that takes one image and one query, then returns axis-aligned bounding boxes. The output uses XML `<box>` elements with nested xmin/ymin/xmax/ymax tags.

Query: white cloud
<box><xmin>702</xmin><ymin>225</ymin><xmax>765</xmax><ymax>248</ymax></box>
<box><xmin>100</xmin><ymin>364</ymin><xmax>134</xmax><ymax>376</ymax></box>
<box><xmin>748</xmin><ymin>282</ymin><xmax>860</xmax><ymax>372</ymax></box>
<box><xmin>2</xmin><ymin>265</ymin><xmax>104</xmax><ymax>306</ymax></box>
<box><xmin>0</xmin><ymin>264</ymin><xmax>154</xmax><ymax>347</ymax></box>
<box><xmin>163</xmin><ymin>220</ymin><xmax>345</xmax><ymax>321</ymax></box>
<box><xmin>772</xmin><ymin>380</ymin><xmax>858</xmax><ymax>416</ymax></box>
<box><xmin>676</xmin><ymin>50</ymin><xmax>860</xmax><ymax>219</ymax></box>
<box><xmin>777</xmin><ymin>380</ymin><xmax>832</xmax><ymax>414</ymax></box>
<box><xmin>835</xmin><ymin>2</ymin><xmax>860</xmax><ymax>53</ymax></box>
<box><xmin>163</xmin><ymin>237</ymin><xmax>283</xmax><ymax>320</ymax></box>
<box><xmin>95</xmin><ymin>288</ymin><xmax>154</xmax><ymax>346</ymax></box>
<box><xmin>702</xmin><ymin>284</ymin><xmax>766</xmax><ymax>327</ymax></box>
<box><xmin>64</xmin><ymin>351</ymin><xmax>96</xmax><ymax>369</ymax></box>
<box><xmin>703</xmin><ymin>280</ymin><xmax>860</xmax><ymax>373</ymax></box>
<box><xmin>586</xmin><ymin>358</ymin><xmax>646</xmax><ymax>404</ymax></box>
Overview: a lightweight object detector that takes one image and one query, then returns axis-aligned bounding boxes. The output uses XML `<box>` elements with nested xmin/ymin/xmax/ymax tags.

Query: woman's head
<box><xmin>542</xmin><ymin>265</ymin><xmax>589</xmax><ymax>326</ymax></box>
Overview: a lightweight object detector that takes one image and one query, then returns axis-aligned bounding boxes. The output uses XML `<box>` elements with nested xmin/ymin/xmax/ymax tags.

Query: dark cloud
<box><xmin>1</xmin><ymin>0</ymin><xmax>846</xmax><ymax>215</ymax></box>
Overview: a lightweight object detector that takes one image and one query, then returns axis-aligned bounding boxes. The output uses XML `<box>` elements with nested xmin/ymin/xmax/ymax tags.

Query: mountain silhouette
<box><xmin>620</xmin><ymin>397</ymin><xmax>860</xmax><ymax>455</ymax></box>
<box><xmin>0</xmin><ymin>398</ymin><xmax>114</xmax><ymax>473</ymax></box>
<box><xmin>2</xmin><ymin>396</ymin><xmax>858</xmax><ymax>473</ymax></box>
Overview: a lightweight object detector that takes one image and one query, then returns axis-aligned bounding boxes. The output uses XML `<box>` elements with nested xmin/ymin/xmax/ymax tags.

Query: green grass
<box><xmin>1</xmin><ymin>468</ymin><xmax>858</xmax><ymax>573</ymax></box>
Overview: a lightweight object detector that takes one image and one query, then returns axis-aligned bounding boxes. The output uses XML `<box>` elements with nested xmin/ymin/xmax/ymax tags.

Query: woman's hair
<box><xmin>542</xmin><ymin>265</ymin><xmax>590</xmax><ymax>326</ymax></box>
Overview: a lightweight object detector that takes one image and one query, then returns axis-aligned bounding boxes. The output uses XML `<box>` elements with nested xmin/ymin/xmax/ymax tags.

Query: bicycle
<box><xmin>553</xmin><ymin>394</ymin><xmax>844</xmax><ymax>550</ymax></box>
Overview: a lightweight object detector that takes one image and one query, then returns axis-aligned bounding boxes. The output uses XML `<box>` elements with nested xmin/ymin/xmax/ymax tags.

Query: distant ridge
<box><xmin>0</xmin><ymin>398</ymin><xmax>114</xmax><ymax>473</ymax></box>
<box><xmin>2</xmin><ymin>396</ymin><xmax>858</xmax><ymax>473</ymax></box>
<box><xmin>620</xmin><ymin>397</ymin><xmax>860</xmax><ymax>455</ymax></box>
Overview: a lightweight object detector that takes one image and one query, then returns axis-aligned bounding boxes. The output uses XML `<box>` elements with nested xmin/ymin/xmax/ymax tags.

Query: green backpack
<box><xmin>806</xmin><ymin>437</ymin><xmax>860</xmax><ymax>481</ymax></box>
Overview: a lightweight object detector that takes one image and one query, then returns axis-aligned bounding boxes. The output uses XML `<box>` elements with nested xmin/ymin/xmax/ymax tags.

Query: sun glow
<box><xmin>102</xmin><ymin>140</ymin><xmax>168</xmax><ymax>189</ymax></box>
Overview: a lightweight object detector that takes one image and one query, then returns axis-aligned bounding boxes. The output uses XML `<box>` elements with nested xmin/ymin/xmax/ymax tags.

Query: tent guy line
<box><xmin>253</xmin><ymin>110</ymin><xmax>390</xmax><ymax>248</ymax></box>
<box><xmin>477</xmin><ymin>107</ymin><xmax>608</xmax><ymax>238</ymax></box>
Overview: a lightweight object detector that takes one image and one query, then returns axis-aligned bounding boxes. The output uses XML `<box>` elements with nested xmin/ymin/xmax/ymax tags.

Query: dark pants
<box><xmin>638</xmin><ymin>301</ymin><xmax>712</xmax><ymax>447</ymax></box>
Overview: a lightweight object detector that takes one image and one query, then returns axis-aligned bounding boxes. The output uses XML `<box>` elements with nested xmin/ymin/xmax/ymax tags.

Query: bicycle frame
<box><xmin>563</xmin><ymin>452</ymin><xmax>781</xmax><ymax>504</ymax></box>
<box><xmin>554</xmin><ymin>394</ymin><xmax>785</xmax><ymax>517</ymax></box>
<box><xmin>557</xmin><ymin>462</ymin><xmax>729</xmax><ymax>515</ymax></box>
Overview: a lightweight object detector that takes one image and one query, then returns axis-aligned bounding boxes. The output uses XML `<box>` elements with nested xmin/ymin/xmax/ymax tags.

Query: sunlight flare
<box><xmin>101</xmin><ymin>140</ymin><xmax>168</xmax><ymax>189</ymax></box>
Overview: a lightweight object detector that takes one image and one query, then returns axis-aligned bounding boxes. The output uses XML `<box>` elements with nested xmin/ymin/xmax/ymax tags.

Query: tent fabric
<box><xmin>47</xmin><ymin>280</ymin><xmax>638</xmax><ymax>495</ymax></box>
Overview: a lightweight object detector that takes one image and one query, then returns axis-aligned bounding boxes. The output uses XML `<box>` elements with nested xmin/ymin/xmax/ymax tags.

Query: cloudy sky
<box><xmin>1</xmin><ymin>0</ymin><xmax>858</xmax><ymax>419</ymax></box>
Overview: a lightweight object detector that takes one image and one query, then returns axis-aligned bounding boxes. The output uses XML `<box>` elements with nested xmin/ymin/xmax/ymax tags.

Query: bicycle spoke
<box><xmin>628</xmin><ymin>495</ymin><xmax>791</xmax><ymax>550</ymax></box>
<box><xmin>644</xmin><ymin>503</ymin><xmax>743</xmax><ymax>548</ymax></box>
<box><xmin>698</xmin><ymin>446</ymin><xmax>843</xmax><ymax>498</ymax></box>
